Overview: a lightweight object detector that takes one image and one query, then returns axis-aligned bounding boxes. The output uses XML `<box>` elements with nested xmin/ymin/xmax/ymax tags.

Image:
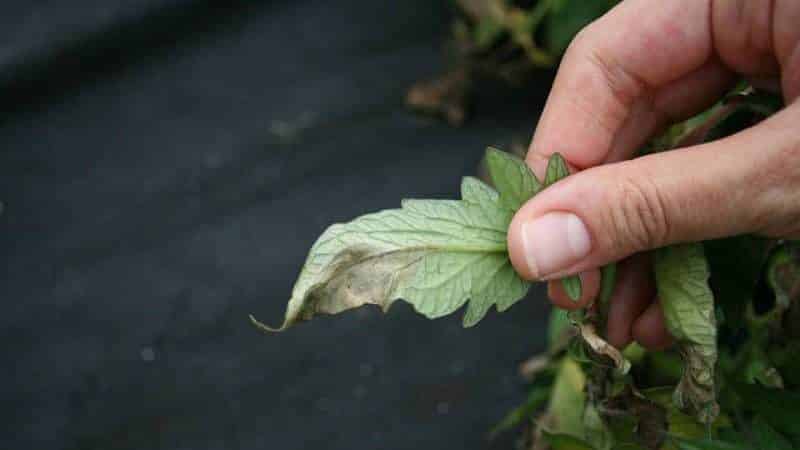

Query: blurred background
<box><xmin>0</xmin><ymin>1</ymin><xmax>608</xmax><ymax>448</ymax></box>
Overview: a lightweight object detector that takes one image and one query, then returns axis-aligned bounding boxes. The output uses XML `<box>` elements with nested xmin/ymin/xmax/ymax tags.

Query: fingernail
<box><xmin>520</xmin><ymin>212</ymin><xmax>591</xmax><ymax>278</ymax></box>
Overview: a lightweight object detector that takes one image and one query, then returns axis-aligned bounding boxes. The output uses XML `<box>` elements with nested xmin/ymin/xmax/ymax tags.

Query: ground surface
<box><xmin>0</xmin><ymin>1</ymin><xmax>555</xmax><ymax>448</ymax></box>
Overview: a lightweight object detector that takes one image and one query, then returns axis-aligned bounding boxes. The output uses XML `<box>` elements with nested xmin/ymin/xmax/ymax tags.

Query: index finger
<box><xmin>528</xmin><ymin>0</ymin><xmax>733</xmax><ymax>174</ymax></box>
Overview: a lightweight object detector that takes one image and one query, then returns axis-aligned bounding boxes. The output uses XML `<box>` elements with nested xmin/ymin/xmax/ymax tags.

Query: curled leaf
<box><xmin>251</xmin><ymin>173</ymin><xmax>530</xmax><ymax>331</ymax></box>
<box><xmin>577</xmin><ymin>322</ymin><xmax>630</xmax><ymax>374</ymax></box>
<box><xmin>654</xmin><ymin>243</ymin><xmax>719</xmax><ymax>424</ymax></box>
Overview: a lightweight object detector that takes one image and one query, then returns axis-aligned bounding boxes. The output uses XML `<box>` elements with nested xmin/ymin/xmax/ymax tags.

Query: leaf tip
<box><xmin>485</xmin><ymin>145</ymin><xmax>504</xmax><ymax>157</ymax></box>
<box><xmin>249</xmin><ymin>314</ymin><xmax>285</xmax><ymax>333</ymax></box>
<box><xmin>561</xmin><ymin>276</ymin><xmax>582</xmax><ymax>302</ymax></box>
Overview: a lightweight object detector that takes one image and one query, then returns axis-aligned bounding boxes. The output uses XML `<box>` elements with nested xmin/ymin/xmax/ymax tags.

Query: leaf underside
<box><xmin>251</xmin><ymin>173</ymin><xmax>529</xmax><ymax>331</ymax></box>
<box><xmin>254</xmin><ymin>148</ymin><xmax>587</xmax><ymax>332</ymax></box>
<box><xmin>654</xmin><ymin>243</ymin><xmax>719</xmax><ymax>424</ymax></box>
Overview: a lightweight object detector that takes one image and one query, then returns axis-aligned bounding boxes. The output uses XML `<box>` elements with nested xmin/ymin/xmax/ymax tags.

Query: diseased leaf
<box><xmin>485</xmin><ymin>146</ymin><xmax>541</xmax><ymax>211</ymax></box>
<box><xmin>577</xmin><ymin>322</ymin><xmax>630</xmax><ymax>374</ymax></box>
<box><xmin>654</xmin><ymin>243</ymin><xmax>719</xmax><ymax>424</ymax></box>
<box><xmin>642</xmin><ymin>386</ymin><xmax>729</xmax><ymax>450</ymax></box>
<box><xmin>251</xmin><ymin>186</ymin><xmax>529</xmax><ymax>330</ymax></box>
<box><xmin>256</xmin><ymin>148</ymin><xmax>593</xmax><ymax>332</ymax></box>
<box><xmin>604</xmin><ymin>388</ymin><xmax>669</xmax><ymax>450</ymax></box>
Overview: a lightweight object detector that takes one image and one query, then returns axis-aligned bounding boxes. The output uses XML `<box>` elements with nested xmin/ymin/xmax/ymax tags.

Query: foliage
<box><xmin>256</xmin><ymin>87</ymin><xmax>798</xmax><ymax>449</ymax></box>
<box><xmin>256</xmin><ymin>2</ymin><xmax>800</xmax><ymax>449</ymax></box>
<box><xmin>495</xmin><ymin>88</ymin><xmax>794</xmax><ymax>450</ymax></box>
<box><xmin>252</xmin><ymin>148</ymin><xmax>576</xmax><ymax>331</ymax></box>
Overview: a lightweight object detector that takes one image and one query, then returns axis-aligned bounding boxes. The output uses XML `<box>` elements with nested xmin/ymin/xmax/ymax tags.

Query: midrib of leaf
<box><xmin>321</xmin><ymin>241</ymin><xmax>508</xmax><ymax>255</ymax></box>
<box><xmin>322</xmin><ymin>227</ymin><xmax>506</xmax><ymax>245</ymax></box>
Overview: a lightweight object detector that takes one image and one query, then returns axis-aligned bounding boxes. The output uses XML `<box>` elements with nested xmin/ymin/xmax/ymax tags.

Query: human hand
<box><xmin>506</xmin><ymin>0</ymin><xmax>800</xmax><ymax>350</ymax></box>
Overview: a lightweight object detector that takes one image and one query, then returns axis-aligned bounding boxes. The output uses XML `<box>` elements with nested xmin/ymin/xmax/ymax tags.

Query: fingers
<box><xmin>528</xmin><ymin>0</ymin><xmax>723</xmax><ymax>172</ymax></box>
<box><xmin>632</xmin><ymin>299</ymin><xmax>674</xmax><ymax>351</ymax></box>
<box><xmin>527</xmin><ymin>0</ymin><xmax>800</xmax><ymax>174</ymax></box>
<box><xmin>605</xmin><ymin>255</ymin><xmax>654</xmax><ymax>349</ymax></box>
<box><xmin>508</xmin><ymin>103</ymin><xmax>800</xmax><ymax>280</ymax></box>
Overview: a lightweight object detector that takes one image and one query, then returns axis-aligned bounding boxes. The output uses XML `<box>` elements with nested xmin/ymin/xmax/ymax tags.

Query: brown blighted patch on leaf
<box><xmin>577</xmin><ymin>322</ymin><xmax>631</xmax><ymax>374</ymax></box>
<box><xmin>653</xmin><ymin>244</ymin><xmax>719</xmax><ymax>424</ymax></box>
<box><xmin>251</xmin><ymin>154</ymin><xmax>540</xmax><ymax>332</ymax></box>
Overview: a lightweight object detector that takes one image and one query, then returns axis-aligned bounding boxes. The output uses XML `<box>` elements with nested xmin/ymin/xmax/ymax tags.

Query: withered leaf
<box><xmin>653</xmin><ymin>243</ymin><xmax>719</xmax><ymax>424</ymax></box>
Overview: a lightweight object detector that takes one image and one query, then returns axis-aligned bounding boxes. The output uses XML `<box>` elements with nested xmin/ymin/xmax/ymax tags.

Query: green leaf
<box><xmin>485</xmin><ymin>148</ymin><xmax>582</xmax><ymax>301</ymax></box>
<box><xmin>544</xmin><ymin>0</ymin><xmax>616</xmax><ymax>55</ymax></box>
<box><xmin>752</xmin><ymin>417</ymin><xmax>793</xmax><ymax>450</ymax></box>
<box><xmin>484</xmin><ymin>146</ymin><xmax>541</xmax><ymax>211</ymax></box>
<box><xmin>654</xmin><ymin>243</ymin><xmax>719</xmax><ymax>424</ymax></box>
<box><xmin>562</xmin><ymin>275</ymin><xmax>582</xmax><ymax>301</ymax></box>
<box><xmin>598</xmin><ymin>263</ymin><xmax>617</xmax><ymax>306</ymax></box>
<box><xmin>547</xmin><ymin>358</ymin><xmax>587</xmax><ymax>438</ymax></box>
<box><xmin>548</xmin><ymin>308</ymin><xmax>573</xmax><ymax>351</ymax></box>
<box><xmin>541</xmin><ymin>430</ymin><xmax>596</xmax><ymax>450</ymax></box>
<box><xmin>543</xmin><ymin>152</ymin><xmax>570</xmax><ymax>187</ymax></box>
<box><xmin>252</xmin><ymin>171</ymin><xmax>530</xmax><ymax>331</ymax></box>
<box><xmin>539</xmin><ymin>152</ymin><xmax>583</xmax><ymax>302</ymax></box>
<box><xmin>582</xmin><ymin>403</ymin><xmax>613</xmax><ymax>450</ymax></box>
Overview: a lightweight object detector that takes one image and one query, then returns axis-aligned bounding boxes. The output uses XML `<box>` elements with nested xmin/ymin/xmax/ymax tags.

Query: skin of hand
<box><xmin>506</xmin><ymin>0</ymin><xmax>800</xmax><ymax>350</ymax></box>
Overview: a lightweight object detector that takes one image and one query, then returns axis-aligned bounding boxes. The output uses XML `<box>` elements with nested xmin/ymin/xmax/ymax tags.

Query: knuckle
<box><xmin>567</xmin><ymin>24</ymin><xmax>596</xmax><ymax>55</ymax></box>
<box><xmin>606</xmin><ymin>172</ymin><xmax>671</xmax><ymax>252</ymax></box>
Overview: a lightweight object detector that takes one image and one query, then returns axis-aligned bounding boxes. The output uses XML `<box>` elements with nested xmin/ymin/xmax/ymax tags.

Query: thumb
<box><xmin>507</xmin><ymin>103</ymin><xmax>800</xmax><ymax>280</ymax></box>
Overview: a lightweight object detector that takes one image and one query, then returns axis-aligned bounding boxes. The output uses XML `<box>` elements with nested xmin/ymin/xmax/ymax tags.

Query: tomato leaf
<box><xmin>654</xmin><ymin>243</ymin><xmax>719</xmax><ymax>423</ymax></box>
